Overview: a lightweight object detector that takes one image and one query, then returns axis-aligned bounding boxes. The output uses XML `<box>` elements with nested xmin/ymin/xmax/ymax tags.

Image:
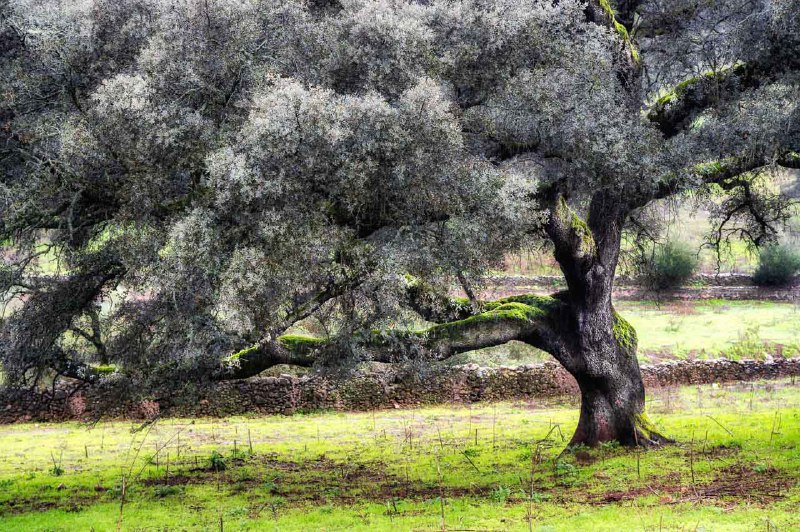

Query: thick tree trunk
<box><xmin>542</xmin><ymin>191</ymin><xmax>669</xmax><ymax>446</ymax></box>
<box><xmin>555</xmin><ymin>282</ymin><xmax>670</xmax><ymax>447</ymax></box>
<box><xmin>569</xmin><ymin>340</ymin><xmax>667</xmax><ymax>446</ymax></box>
<box><xmin>556</xmin><ymin>259</ymin><xmax>670</xmax><ymax>447</ymax></box>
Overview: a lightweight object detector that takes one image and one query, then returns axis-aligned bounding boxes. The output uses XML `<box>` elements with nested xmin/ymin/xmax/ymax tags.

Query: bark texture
<box><xmin>567</xmin><ymin>313</ymin><xmax>668</xmax><ymax>446</ymax></box>
<box><xmin>539</xmin><ymin>191</ymin><xmax>670</xmax><ymax>446</ymax></box>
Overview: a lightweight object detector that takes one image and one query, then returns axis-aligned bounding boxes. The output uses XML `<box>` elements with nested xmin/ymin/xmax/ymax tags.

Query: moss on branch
<box><xmin>220</xmin><ymin>336</ymin><xmax>321</xmax><ymax>379</ymax></box>
<box><xmin>221</xmin><ymin>292</ymin><xmax>563</xmax><ymax>377</ymax></box>
<box><xmin>598</xmin><ymin>0</ymin><xmax>640</xmax><ymax>63</ymax></box>
<box><xmin>482</xmin><ymin>294</ymin><xmax>561</xmax><ymax>313</ymax></box>
<box><xmin>694</xmin><ymin>158</ymin><xmax>736</xmax><ymax>180</ymax></box>
<box><xmin>555</xmin><ymin>197</ymin><xmax>595</xmax><ymax>255</ymax></box>
<box><xmin>415</xmin><ymin>294</ymin><xmax>563</xmax><ymax>356</ymax></box>
<box><xmin>226</xmin><ymin>344</ymin><xmax>260</xmax><ymax>362</ymax></box>
<box><xmin>651</xmin><ymin>62</ymin><xmax>746</xmax><ymax>108</ymax></box>
<box><xmin>224</xmin><ymin>334</ymin><xmax>325</xmax><ymax>367</ymax></box>
<box><xmin>93</xmin><ymin>364</ymin><xmax>117</xmax><ymax>375</ymax></box>
<box><xmin>278</xmin><ymin>334</ymin><xmax>326</xmax><ymax>350</ymax></box>
<box><xmin>427</xmin><ymin>300</ymin><xmax>548</xmax><ymax>337</ymax></box>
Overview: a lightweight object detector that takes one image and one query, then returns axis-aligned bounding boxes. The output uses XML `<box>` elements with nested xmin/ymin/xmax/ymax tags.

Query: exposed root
<box><xmin>634</xmin><ymin>427</ymin><xmax>674</xmax><ymax>447</ymax></box>
<box><xmin>567</xmin><ymin>415</ymin><xmax>673</xmax><ymax>449</ymax></box>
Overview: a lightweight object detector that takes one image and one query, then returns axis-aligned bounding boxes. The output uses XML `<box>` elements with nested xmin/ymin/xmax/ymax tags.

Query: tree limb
<box><xmin>647</xmin><ymin>43</ymin><xmax>800</xmax><ymax>138</ymax></box>
<box><xmin>217</xmin><ymin>294</ymin><xmax>573</xmax><ymax>380</ymax></box>
<box><xmin>0</xmin><ymin>252</ymin><xmax>125</xmax><ymax>387</ymax></box>
<box><xmin>647</xmin><ymin>62</ymin><xmax>750</xmax><ymax>137</ymax></box>
<box><xmin>631</xmin><ymin>151</ymin><xmax>800</xmax><ymax>210</ymax></box>
<box><xmin>543</xmin><ymin>193</ymin><xmax>598</xmax><ymax>296</ymax></box>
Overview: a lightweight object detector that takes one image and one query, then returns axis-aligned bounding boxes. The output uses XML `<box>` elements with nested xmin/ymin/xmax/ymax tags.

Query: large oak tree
<box><xmin>1</xmin><ymin>0</ymin><xmax>798</xmax><ymax>445</ymax></box>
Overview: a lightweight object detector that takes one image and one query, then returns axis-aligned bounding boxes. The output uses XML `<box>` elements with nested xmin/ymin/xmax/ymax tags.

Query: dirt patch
<box><xmin>587</xmin><ymin>463</ymin><xmax>794</xmax><ymax>507</ymax></box>
<box><xmin>0</xmin><ymin>495</ymin><xmax>96</xmax><ymax>516</ymax></box>
<box><xmin>0</xmin><ymin>500</ymin><xmax>58</xmax><ymax>515</ymax></box>
<box><xmin>661</xmin><ymin>301</ymin><xmax>702</xmax><ymax>316</ymax></box>
<box><xmin>140</xmin><ymin>450</ymin><xmax>793</xmax><ymax>510</ymax></box>
<box><xmin>701</xmin><ymin>444</ymin><xmax>742</xmax><ymax>458</ymax></box>
<box><xmin>141</xmin><ymin>455</ymin><xmax>490</xmax><ymax>504</ymax></box>
<box><xmin>573</xmin><ymin>451</ymin><xmax>597</xmax><ymax>466</ymax></box>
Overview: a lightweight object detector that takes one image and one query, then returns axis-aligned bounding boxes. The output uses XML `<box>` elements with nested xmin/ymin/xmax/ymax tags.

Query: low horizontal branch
<box><xmin>218</xmin><ymin>294</ymin><xmax>569</xmax><ymax>380</ymax></box>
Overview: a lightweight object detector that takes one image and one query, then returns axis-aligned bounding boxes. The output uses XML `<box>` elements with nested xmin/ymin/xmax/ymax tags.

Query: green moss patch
<box><xmin>277</xmin><ymin>334</ymin><xmax>326</xmax><ymax>351</ymax></box>
<box><xmin>556</xmin><ymin>197</ymin><xmax>595</xmax><ymax>254</ymax></box>
<box><xmin>613</xmin><ymin>310</ymin><xmax>637</xmax><ymax>352</ymax></box>
<box><xmin>92</xmin><ymin>364</ymin><xmax>117</xmax><ymax>375</ymax></box>
<box><xmin>226</xmin><ymin>344</ymin><xmax>260</xmax><ymax>362</ymax></box>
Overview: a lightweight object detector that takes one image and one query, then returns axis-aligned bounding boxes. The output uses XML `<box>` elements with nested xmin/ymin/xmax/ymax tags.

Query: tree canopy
<box><xmin>1</xmin><ymin>0</ymin><xmax>798</xmax><ymax>443</ymax></box>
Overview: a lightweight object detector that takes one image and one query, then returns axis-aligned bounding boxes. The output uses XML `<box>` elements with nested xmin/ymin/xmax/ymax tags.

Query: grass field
<box><xmin>1</xmin><ymin>380</ymin><xmax>798</xmax><ymax>531</ymax></box>
<box><xmin>448</xmin><ymin>300</ymin><xmax>800</xmax><ymax>367</ymax></box>
<box><xmin>621</xmin><ymin>300</ymin><xmax>800</xmax><ymax>362</ymax></box>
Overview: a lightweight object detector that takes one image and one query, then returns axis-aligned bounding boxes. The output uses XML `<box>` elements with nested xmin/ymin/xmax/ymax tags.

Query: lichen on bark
<box><xmin>555</xmin><ymin>197</ymin><xmax>596</xmax><ymax>255</ymax></box>
<box><xmin>612</xmin><ymin>310</ymin><xmax>637</xmax><ymax>353</ymax></box>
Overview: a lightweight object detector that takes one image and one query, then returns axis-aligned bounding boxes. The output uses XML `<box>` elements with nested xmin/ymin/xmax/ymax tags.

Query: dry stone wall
<box><xmin>2</xmin><ymin>358</ymin><xmax>798</xmax><ymax>423</ymax></box>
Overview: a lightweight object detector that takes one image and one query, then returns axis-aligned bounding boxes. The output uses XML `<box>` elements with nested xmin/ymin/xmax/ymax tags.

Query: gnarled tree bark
<box><xmin>539</xmin><ymin>189</ymin><xmax>670</xmax><ymax>446</ymax></box>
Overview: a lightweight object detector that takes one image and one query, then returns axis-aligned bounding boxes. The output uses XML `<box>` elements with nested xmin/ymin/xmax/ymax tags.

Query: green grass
<box><xmin>1</xmin><ymin>380</ymin><xmax>799</xmax><ymax>530</ymax></box>
<box><xmin>621</xmin><ymin>300</ymin><xmax>800</xmax><ymax>362</ymax></box>
<box><xmin>448</xmin><ymin>300</ymin><xmax>800</xmax><ymax>367</ymax></box>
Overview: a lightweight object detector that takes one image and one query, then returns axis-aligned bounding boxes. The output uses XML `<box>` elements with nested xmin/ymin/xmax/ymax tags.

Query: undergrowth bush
<box><xmin>643</xmin><ymin>241</ymin><xmax>698</xmax><ymax>290</ymax></box>
<box><xmin>490</xmin><ymin>485</ymin><xmax>511</xmax><ymax>504</ymax></box>
<box><xmin>753</xmin><ymin>244</ymin><xmax>800</xmax><ymax>286</ymax></box>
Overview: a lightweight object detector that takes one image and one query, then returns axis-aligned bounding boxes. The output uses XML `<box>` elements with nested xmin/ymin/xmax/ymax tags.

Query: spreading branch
<box><xmin>0</xmin><ymin>252</ymin><xmax>125</xmax><ymax>387</ymax></box>
<box><xmin>648</xmin><ymin>45</ymin><xmax>800</xmax><ymax>138</ymax></box>
<box><xmin>629</xmin><ymin>151</ymin><xmax>800</xmax><ymax>211</ymax></box>
<box><xmin>218</xmin><ymin>294</ymin><xmax>573</xmax><ymax>380</ymax></box>
<box><xmin>647</xmin><ymin>63</ymin><xmax>750</xmax><ymax>137</ymax></box>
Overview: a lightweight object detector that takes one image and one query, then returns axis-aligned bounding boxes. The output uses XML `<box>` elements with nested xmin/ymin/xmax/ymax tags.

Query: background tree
<box><xmin>1</xmin><ymin>0</ymin><xmax>798</xmax><ymax>446</ymax></box>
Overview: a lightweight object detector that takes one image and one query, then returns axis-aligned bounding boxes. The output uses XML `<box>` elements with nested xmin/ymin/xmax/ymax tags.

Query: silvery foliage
<box><xmin>0</xmin><ymin>0</ymin><xmax>797</xmax><ymax>384</ymax></box>
<box><xmin>639</xmin><ymin>0</ymin><xmax>799</xmax><ymax>252</ymax></box>
<box><xmin>641</xmin><ymin>0</ymin><xmax>800</xmax><ymax>149</ymax></box>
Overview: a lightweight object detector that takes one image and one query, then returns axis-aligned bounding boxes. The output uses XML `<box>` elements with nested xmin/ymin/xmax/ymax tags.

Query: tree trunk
<box><xmin>561</xmin><ymin>298</ymin><xmax>669</xmax><ymax>447</ymax></box>
<box><xmin>568</xmin><ymin>339</ymin><xmax>667</xmax><ymax>446</ymax></box>
<box><xmin>541</xmin><ymin>191</ymin><xmax>670</xmax><ymax>447</ymax></box>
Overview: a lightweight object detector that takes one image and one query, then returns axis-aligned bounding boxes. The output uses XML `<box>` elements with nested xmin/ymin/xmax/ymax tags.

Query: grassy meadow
<box><xmin>449</xmin><ymin>300</ymin><xmax>800</xmax><ymax>367</ymax></box>
<box><xmin>0</xmin><ymin>380</ymin><xmax>799</xmax><ymax>531</ymax></box>
<box><xmin>621</xmin><ymin>300</ymin><xmax>800</xmax><ymax>362</ymax></box>
<box><xmin>1</xmin><ymin>175</ymin><xmax>797</xmax><ymax>530</ymax></box>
